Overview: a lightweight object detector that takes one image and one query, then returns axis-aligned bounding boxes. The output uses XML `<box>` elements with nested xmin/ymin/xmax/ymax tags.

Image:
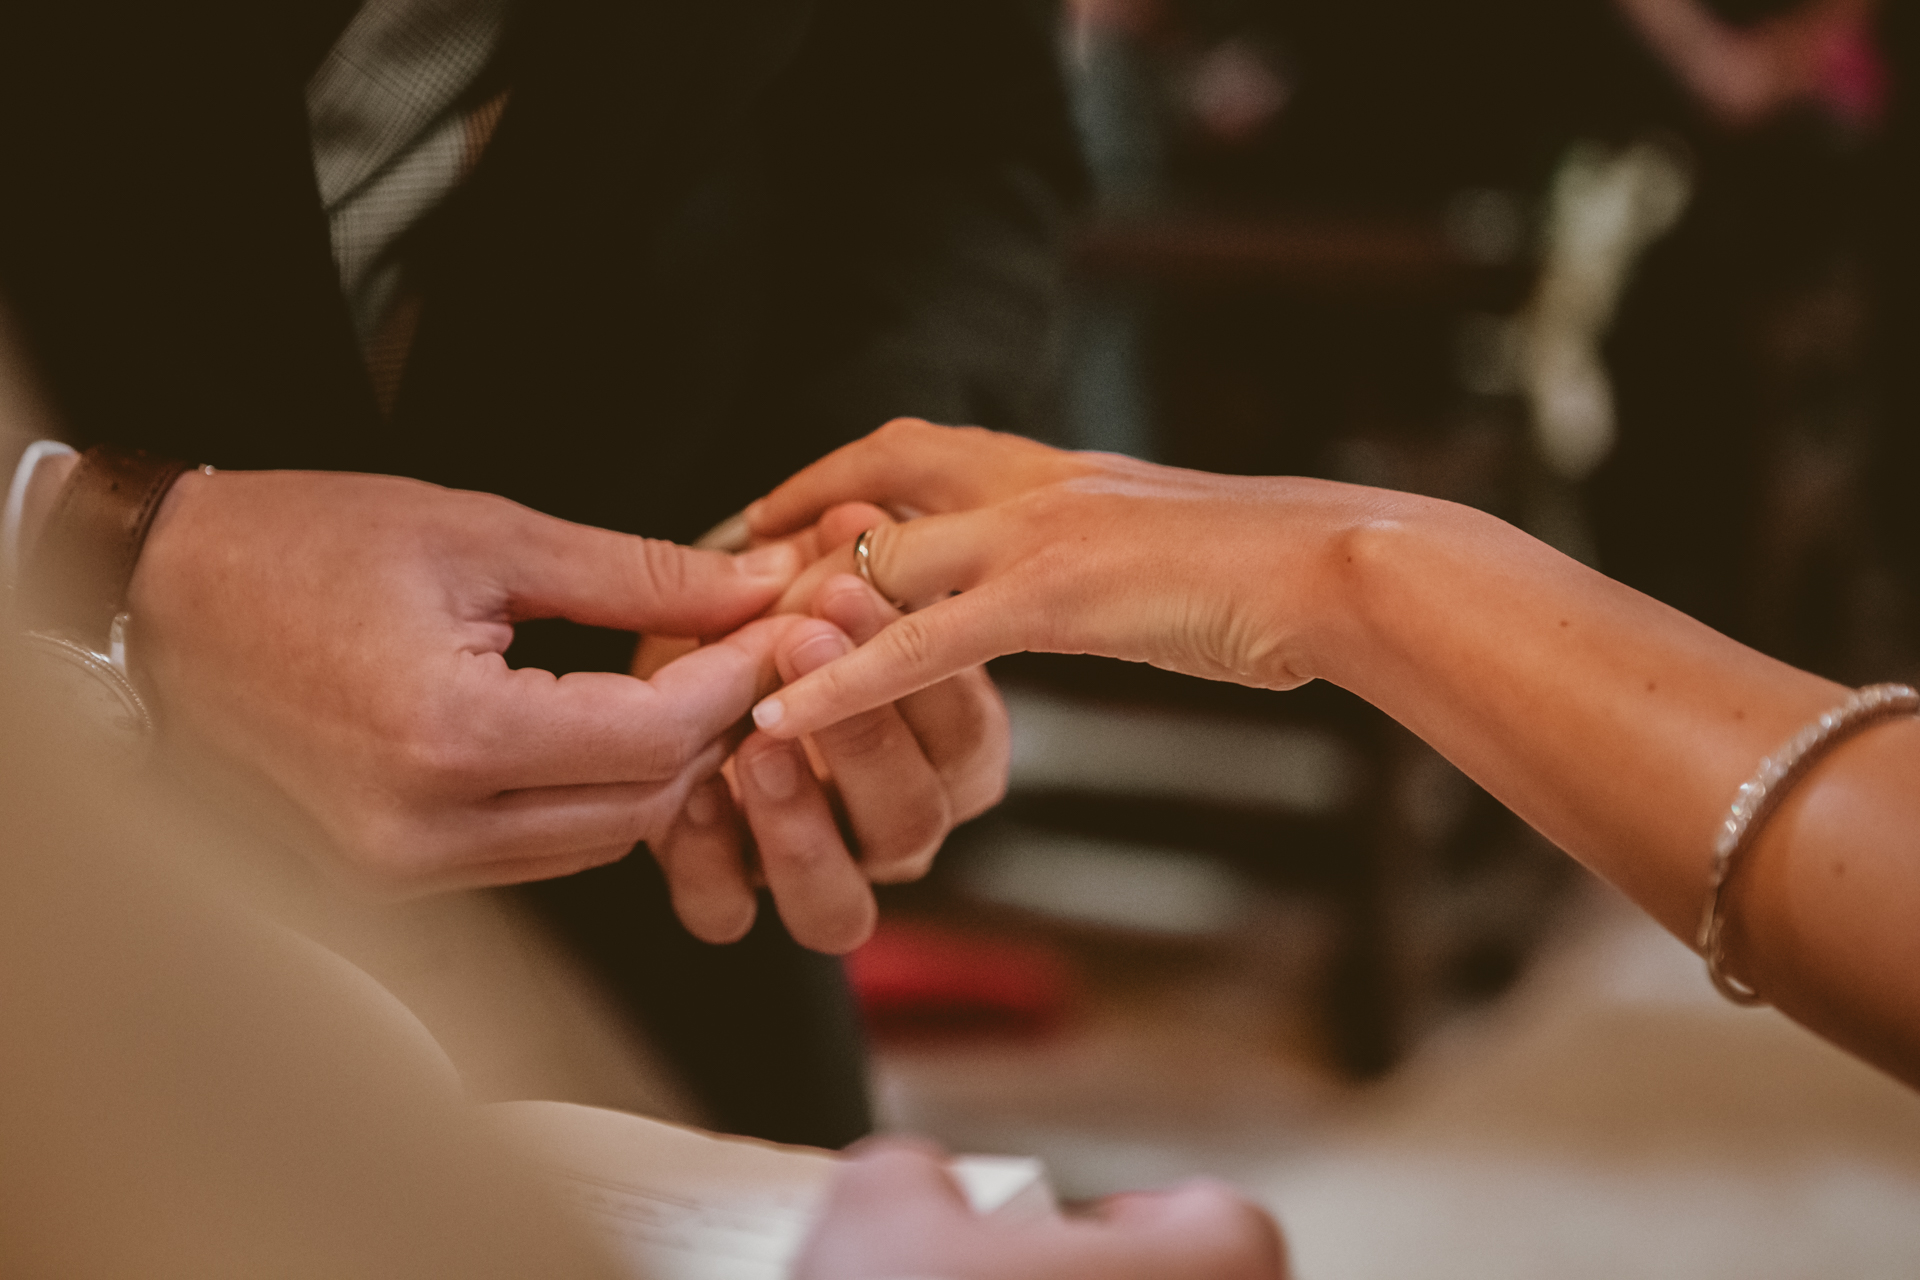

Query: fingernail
<box><xmin>737</xmin><ymin>541</ymin><xmax>798</xmax><ymax>580</ymax></box>
<box><xmin>788</xmin><ymin>629</ymin><xmax>853</xmax><ymax>676</ymax></box>
<box><xmin>751</xmin><ymin>698</ymin><xmax>785</xmax><ymax>731</ymax></box>
<box><xmin>746</xmin><ymin>743</ymin><xmax>799</xmax><ymax>798</ymax></box>
<box><xmin>684</xmin><ymin>785</ymin><xmax>719</xmax><ymax>827</ymax></box>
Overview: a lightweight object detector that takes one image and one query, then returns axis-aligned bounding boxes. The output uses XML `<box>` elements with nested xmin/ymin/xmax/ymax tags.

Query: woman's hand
<box><xmin>745</xmin><ymin>419</ymin><xmax>1391</xmax><ymax>740</ymax></box>
<box><xmin>793</xmin><ymin>1140</ymin><xmax>1288</xmax><ymax>1280</ymax></box>
<box><xmin>641</xmin><ymin>503</ymin><xmax>1011</xmax><ymax>954</ymax></box>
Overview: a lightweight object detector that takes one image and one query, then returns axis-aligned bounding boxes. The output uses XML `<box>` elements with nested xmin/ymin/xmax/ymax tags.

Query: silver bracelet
<box><xmin>1699</xmin><ymin>682</ymin><xmax>1920</xmax><ymax>1005</ymax></box>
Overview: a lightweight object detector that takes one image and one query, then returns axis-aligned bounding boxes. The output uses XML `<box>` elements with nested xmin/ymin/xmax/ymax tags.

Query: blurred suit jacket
<box><xmin>0</xmin><ymin>0</ymin><xmax>1083</xmax><ymax>1147</ymax></box>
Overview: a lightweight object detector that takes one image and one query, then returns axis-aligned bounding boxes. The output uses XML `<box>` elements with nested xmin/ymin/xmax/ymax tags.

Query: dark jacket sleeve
<box><xmin>0</xmin><ymin>1</ymin><xmax>379</xmax><ymax>467</ymax></box>
<box><xmin>390</xmin><ymin>0</ymin><xmax>1087</xmax><ymax>545</ymax></box>
<box><xmin>755</xmin><ymin>0</ymin><xmax>1089</xmax><ymax>445</ymax></box>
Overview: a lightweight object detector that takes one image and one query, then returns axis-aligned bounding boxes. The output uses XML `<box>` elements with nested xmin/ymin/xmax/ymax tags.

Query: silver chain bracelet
<box><xmin>1699</xmin><ymin>682</ymin><xmax>1920</xmax><ymax>1005</ymax></box>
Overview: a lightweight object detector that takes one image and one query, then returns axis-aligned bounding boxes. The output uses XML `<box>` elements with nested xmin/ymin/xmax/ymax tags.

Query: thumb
<box><xmin>503</xmin><ymin>513</ymin><xmax>802</xmax><ymax>635</ymax></box>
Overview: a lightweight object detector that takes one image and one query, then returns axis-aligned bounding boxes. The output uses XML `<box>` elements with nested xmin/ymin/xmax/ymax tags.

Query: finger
<box><xmin>746</xmin><ymin>419</ymin><xmax>1081</xmax><ymax>538</ymax></box>
<box><xmin>753</xmin><ymin>582</ymin><xmax>1029</xmax><ymax>740</ymax></box>
<box><xmin>453</xmin><ymin>842</ymin><xmax>640</xmax><ymax>890</ymax></box>
<box><xmin>652</xmin><ymin>774</ymin><xmax>758</xmax><ymax>943</ymax></box>
<box><xmin>812</xmin><ymin>576</ymin><xmax>1009</xmax><ymax>824</ymax></box>
<box><xmin>841</xmin><ymin>1134</ymin><xmax>953</xmax><ymax>1162</ymax></box>
<box><xmin>848</xmin><ymin>511</ymin><xmax>1020</xmax><ymax>611</ymax></box>
<box><xmin>766</xmin><ymin>505</ymin><xmax>896</xmax><ymax>618</ymax></box>
<box><xmin>775</xmin><ymin>620</ymin><xmax>951</xmax><ymax>883</ymax></box>
<box><xmin>828</xmin><ymin>1140</ymin><xmax>971</xmax><ymax>1214</ymax></box>
<box><xmin>471</xmin><ymin>615</ymin><xmax>796</xmax><ymax>789</ymax></box>
<box><xmin>629</xmin><ymin>525</ymin><xmax>826</xmax><ymax>679</ymax></box>
<box><xmin>500</xmin><ymin>505</ymin><xmax>801</xmax><ymax>636</ymax></box>
<box><xmin>732</xmin><ymin>731</ymin><xmax>877</xmax><ymax>953</ymax></box>
<box><xmin>777</xmin><ymin>503</ymin><xmax>891</xmax><ymax>575</ymax></box>
<box><xmin>814</xmin><ymin>501</ymin><xmax>889</xmax><ymax>550</ymax></box>
<box><xmin>1088</xmin><ymin>1181</ymin><xmax>1290</xmax><ymax>1277</ymax></box>
<box><xmin>380</xmin><ymin>733</ymin><xmax>733</xmax><ymax>892</ymax></box>
<box><xmin>469</xmin><ymin>728</ymin><xmax>731</xmax><ymax>855</ymax></box>
<box><xmin>769</xmin><ymin>509</ymin><xmax>1005</xmax><ymax>620</ymax></box>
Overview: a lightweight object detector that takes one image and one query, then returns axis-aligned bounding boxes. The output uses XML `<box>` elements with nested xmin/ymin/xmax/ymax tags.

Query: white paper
<box><xmin>487</xmin><ymin>1100</ymin><xmax>1054</xmax><ymax>1280</ymax></box>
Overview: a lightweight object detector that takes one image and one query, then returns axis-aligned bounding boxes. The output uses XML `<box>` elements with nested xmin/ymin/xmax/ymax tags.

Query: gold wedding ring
<box><xmin>853</xmin><ymin>528</ymin><xmax>902</xmax><ymax>609</ymax></box>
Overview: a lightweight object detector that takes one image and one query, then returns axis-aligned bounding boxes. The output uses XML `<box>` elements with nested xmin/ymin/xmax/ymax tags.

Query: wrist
<box><xmin>19</xmin><ymin>445</ymin><xmax>197</xmax><ymax>661</ymax></box>
<box><xmin>128</xmin><ymin>462</ymin><xmax>210</xmax><ymax>596</ymax></box>
<box><xmin>1294</xmin><ymin>486</ymin><xmax>1455</xmax><ymax>695</ymax></box>
<box><xmin>122</xmin><ymin>464</ymin><xmax>222</xmax><ymax>695</ymax></box>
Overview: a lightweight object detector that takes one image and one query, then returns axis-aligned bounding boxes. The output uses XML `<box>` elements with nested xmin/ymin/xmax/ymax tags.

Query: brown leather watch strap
<box><xmin>21</xmin><ymin>444</ymin><xmax>194</xmax><ymax>654</ymax></box>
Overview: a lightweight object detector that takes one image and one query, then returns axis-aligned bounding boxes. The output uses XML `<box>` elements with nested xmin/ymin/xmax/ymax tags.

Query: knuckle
<box><xmin>811</xmin><ymin>655</ymin><xmax>863</xmax><ymax>709</ymax></box>
<box><xmin>631</xmin><ymin>536</ymin><xmax>696</xmax><ymax>600</ymax></box>
<box><xmin>478</xmin><ymin>489</ymin><xmax>530</xmax><ymax>524</ymax></box>
<box><xmin>631</xmin><ymin>704</ymin><xmax>701</xmax><ymax>778</ymax></box>
<box><xmin>874</xmin><ymin>416</ymin><xmax>931</xmax><ymax>445</ymax></box>
<box><xmin>882</xmin><ymin>612</ymin><xmax>940</xmax><ymax>674</ymax></box>
<box><xmin>385</xmin><ymin>714</ymin><xmax>478</xmax><ymax>794</ymax></box>
<box><xmin>369</xmin><ymin>682</ymin><xmax>489</xmax><ymax>788</ymax></box>
<box><xmin>1020</xmin><ymin>483</ymin><xmax>1074</xmax><ymax>528</ymax></box>
<box><xmin>864</xmin><ymin>807</ymin><xmax>949</xmax><ymax>885</ymax></box>
<box><xmin>340</xmin><ymin>807</ymin><xmax>443</xmax><ymax>888</ymax></box>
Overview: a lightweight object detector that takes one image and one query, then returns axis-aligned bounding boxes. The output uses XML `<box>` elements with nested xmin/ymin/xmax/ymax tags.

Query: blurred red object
<box><xmin>1815</xmin><ymin>24</ymin><xmax>1887</xmax><ymax>129</ymax></box>
<box><xmin>846</xmin><ymin>919</ymin><xmax>1081</xmax><ymax>1042</ymax></box>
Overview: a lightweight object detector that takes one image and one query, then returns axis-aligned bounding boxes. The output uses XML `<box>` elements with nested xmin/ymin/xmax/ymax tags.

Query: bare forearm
<box><xmin>1314</xmin><ymin>499</ymin><xmax>1920</xmax><ymax>1080</ymax></box>
<box><xmin>1312</xmin><ymin>498</ymin><xmax>1837</xmax><ymax>933</ymax></box>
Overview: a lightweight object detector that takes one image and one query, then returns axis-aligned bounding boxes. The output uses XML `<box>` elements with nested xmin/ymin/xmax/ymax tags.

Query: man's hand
<box><xmin>127</xmin><ymin>468</ymin><xmax>803</xmax><ymax>893</ymax></box>
<box><xmin>794</xmin><ymin>1140</ymin><xmax>1290</xmax><ymax>1280</ymax></box>
<box><xmin>647</xmin><ymin>501</ymin><xmax>1010</xmax><ymax>955</ymax></box>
